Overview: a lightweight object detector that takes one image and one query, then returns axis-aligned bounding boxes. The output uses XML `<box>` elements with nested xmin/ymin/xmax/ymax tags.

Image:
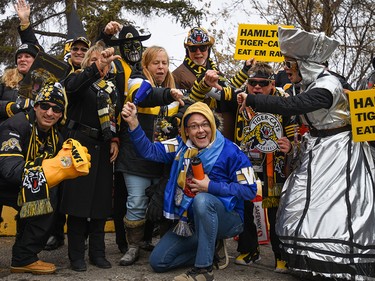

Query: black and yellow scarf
<box><xmin>183</xmin><ymin>57</ymin><xmax>218</xmax><ymax>80</ymax></box>
<box><xmin>92</xmin><ymin>78</ymin><xmax>118</xmax><ymax>141</ymax></box>
<box><xmin>18</xmin><ymin>122</ymin><xmax>59</xmax><ymax>218</ymax></box>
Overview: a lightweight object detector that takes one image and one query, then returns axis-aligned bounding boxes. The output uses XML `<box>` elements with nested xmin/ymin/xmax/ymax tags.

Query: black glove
<box><xmin>242</xmin><ymin>61</ymin><xmax>252</xmax><ymax>73</ymax></box>
<box><xmin>145</xmin><ymin>177</ymin><xmax>168</xmax><ymax>222</ymax></box>
<box><xmin>6</xmin><ymin>98</ymin><xmax>33</xmax><ymax>117</ymax></box>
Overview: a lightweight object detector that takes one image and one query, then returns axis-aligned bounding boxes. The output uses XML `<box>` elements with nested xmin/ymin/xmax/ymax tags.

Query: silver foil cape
<box><xmin>276</xmin><ymin>27</ymin><xmax>375</xmax><ymax>280</ymax></box>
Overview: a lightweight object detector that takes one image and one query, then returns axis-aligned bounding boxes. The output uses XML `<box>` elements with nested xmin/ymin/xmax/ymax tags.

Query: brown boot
<box><xmin>10</xmin><ymin>260</ymin><xmax>56</xmax><ymax>274</ymax></box>
<box><xmin>119</xmin><ymin>218</ymin><xmax>145</xmax><ymax>266</ymax></box>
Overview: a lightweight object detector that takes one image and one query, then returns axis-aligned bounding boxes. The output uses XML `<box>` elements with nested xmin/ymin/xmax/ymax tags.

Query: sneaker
<box><xmin>173</xmin><ymin>267</ymin><xmax>214</xmax><ymax>281</ymax></box>
<box><xmin>10</xmin><ymin>260</ymin><xmax>56</xmax><ymax>274</ymax></box>
<box><xmin>234</xmin><ymin>247</ymin><xmax>261</xmax><ymax>266</ymax></box>
<box><xmin>119</xmin><ymin>246</ymin><xmax>139</xmax><ymax>266</ymax></box>
<box><xmin>274</xmin><ymin>258</ymin><xmax>288</xmax><ymax>273</ymax></box>
<box><xmin>213</xmin><ymin>239</ymin><xmax>229</xmax><ymax>270</ymax></box>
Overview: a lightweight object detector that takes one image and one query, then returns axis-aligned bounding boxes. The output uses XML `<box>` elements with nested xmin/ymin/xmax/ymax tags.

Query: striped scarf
<box><xmin>19</xmin><ymin>122</ymin><xmax>59</xmax><ymax>218</ymax></box>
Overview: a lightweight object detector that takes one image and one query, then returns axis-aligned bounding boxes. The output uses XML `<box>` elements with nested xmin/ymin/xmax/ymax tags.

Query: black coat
<box><xmin>0</xmin><ymin>111</ymin><xmax>62</xmax><ymax>208</ymax></box>
<box><xmin>60</xmin><ymin>63</ymin><xmax>120</xmax><ymax>219</ymax></box>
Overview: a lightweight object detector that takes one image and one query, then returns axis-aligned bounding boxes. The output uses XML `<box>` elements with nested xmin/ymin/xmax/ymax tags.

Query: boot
<box><xmin>119</xmin><ymin>218</ymin><xmax>145</xmax><ymax>266</ymax></box>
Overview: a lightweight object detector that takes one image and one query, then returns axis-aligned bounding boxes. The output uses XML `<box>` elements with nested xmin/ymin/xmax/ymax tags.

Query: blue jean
<box><xmin>123</xmin><ymin>173</ymin><xmax>159</xmax><ymax>221</ymax></box>
<box><xmin>149</xmin><ymin>193</ymin><xmax>244</xmax><ymax>272</ymax></box>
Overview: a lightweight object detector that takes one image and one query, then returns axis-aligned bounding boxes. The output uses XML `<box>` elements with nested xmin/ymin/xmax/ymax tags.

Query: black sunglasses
<box><xmin>187</xmin><ymin>45</ymin><xmax>208</xmax><ymax>52</ymax></box>
<box><xmin>282</xmin><ymin>60</ymin><xmax>298</xmax><ymax>69</ymax></box>
<box><xmin>71</xmin><ymin>46</ymin><xmax>88</xmax><ymax>52</ymax></box>
<box><xmin>247</xmin><ymin>79</ymin><xmax>272</xmax><ymax>87</ymax></box>
<box><xmin>38</xmin><ymin>102</ymin><xmax>63</xmax><ymax>113</ymax></box>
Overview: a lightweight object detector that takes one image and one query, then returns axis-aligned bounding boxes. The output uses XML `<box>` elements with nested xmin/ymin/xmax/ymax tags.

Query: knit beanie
<box><xmin>15</xmin><ymin>43</ymin><xmax>40</xmax><ymax>64</ymax></box>
<box><xmin>34</xmin><ymin>82</ymin><xmax>66</xmax><ymax>112</ymax></box>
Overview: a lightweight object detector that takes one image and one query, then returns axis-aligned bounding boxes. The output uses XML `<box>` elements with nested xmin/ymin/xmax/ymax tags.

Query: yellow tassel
<box><xmin>19</xmin><ymin>198</ymin><xmax>53</xmax><ymax>218</ymax></box>
<box><xmin>262</xmin><ymin>197</ymin><xmax>280</xmax><ymax>209</ymax></box>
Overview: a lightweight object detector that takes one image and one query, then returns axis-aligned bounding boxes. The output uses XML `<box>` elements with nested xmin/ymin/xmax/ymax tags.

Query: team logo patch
<box><xmin>241</xmin><ymin>113</ymin><xmax>282</xmax><ymax>153</ymax></box>
<box><xmin>23</xmin><ymin>167</ymin><xmax>47</xmax><ymax>194</ymax></box>
<box><xmin>60</xmin><ymin>156</ymin><xmax>72</xmax><ymax>167</ymax></box>
<box><xmin>1</xmin><ymin>138</ymin><xmax>22</xmax><ymax>152</ymax></box>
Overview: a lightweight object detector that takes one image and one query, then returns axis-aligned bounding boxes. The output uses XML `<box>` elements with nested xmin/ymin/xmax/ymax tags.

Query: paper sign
<box><xmin>348</xmin><ymin>89</ymin><xmax>375</xmax><ymax>142</ymax></box>
<box><xmin>18</xmin><ymin>52</ymin><xmax>68</xmax><ymax>100</ymax></box>
<box><xmin>234</xmin><ymin>24</ymin><xmax>293</xmax><ymax>62</ymax></box>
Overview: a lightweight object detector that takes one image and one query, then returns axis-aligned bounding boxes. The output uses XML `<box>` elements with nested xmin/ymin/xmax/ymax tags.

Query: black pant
<box><xmin>11</xmin><ymin>187</ymin><xmax>58</xmax><ymax>266</ymax></box>
<box><xmin>49</xmin><ymin>185</ymin><xmax>66</xmax><ymax>241</ymax></box>
<box><xmin>67</xmin><ymin>215</ymin><xmax>106</xmax><ymax>261</ymax></box>
<box><xmin>237</xmin><ymin>200</ymin><xmax>259</xmax><ymax>254</ymax></box>
<box><xmin>268</xmin><ymin>206</ymin><xmax>282</xmax><ymax>259</ymax></box>
<box><xmin>113</xmin><ymin>171</ymin><xmax>127</xmax><ymax>248</ymax></box>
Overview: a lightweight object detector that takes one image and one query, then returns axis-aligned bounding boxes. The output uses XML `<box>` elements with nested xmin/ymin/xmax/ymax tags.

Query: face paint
<box><xmin>120</xmin><ymin>40</ymin><xmax>142</xmax><ymax>64</ymax></box>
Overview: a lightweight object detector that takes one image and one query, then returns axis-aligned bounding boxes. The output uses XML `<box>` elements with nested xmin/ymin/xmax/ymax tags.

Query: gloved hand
<box><xmin>5</xmin><ymin>98</ymin><xmax>33</xmax><ymax>117</ymax></box>
<box><xmin>42</xmin><ymin>138</ymin><xmax>91</xmax><ymax>188</ymax></box>
<box><xmin>242</xmin><ymin>59</ymin><xmax>254</xmax><ymax>73</ymax></box>
<box><xmin>17</xmin><ymin>97</ymin><xmax>34</xmax><ymax>110</ymax></box>
<box><xmin>145</xmin><ymin>177</ymin><xmax>168</xmax><ymax>222</ymax></box>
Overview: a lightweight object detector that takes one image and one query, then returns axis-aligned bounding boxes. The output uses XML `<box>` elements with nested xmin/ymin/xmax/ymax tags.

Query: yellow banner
<box><xmin>234</xmin><ymin>24</ymin><xmax>293</xmax><ymax>62</ymax></box>
<box><xmin>348</xmin><ymin>88</ymin><xmax>375</xmax><ymax>142</ymax></box>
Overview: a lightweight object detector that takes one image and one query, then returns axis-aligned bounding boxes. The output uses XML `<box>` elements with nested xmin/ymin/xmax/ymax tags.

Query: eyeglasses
<box><xmin>38</xmin><ymin>102</ymin><xmax>63</xmax><ymax>113</ymax></box>
<box><xmin>282</xmin><ymin>60</ymin><xmax>298</xmax><ymax>69</ymax></box>
<box><xmin>247</xmin><ymin>79</ymin><xmax>272</xmax><ymax>87</ymax></box>
<box><xmin>187</xmin><ymin>45</ymin><xmax>208</xmax><ymax>52</ymax></box>
<box><xmin>71</xmin><ymin>46</ymin><xmax>88</xmax><ymax>52</ymax></box>
<box><xmin>186</xmin><ymin>122</ymin><xmax>210</xmax><ymax>131</ymax></box>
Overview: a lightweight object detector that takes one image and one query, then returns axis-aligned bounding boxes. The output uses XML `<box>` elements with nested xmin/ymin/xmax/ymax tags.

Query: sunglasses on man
<box><xmin>71</xmin><ymin>46</ymin><xmax>89</xmax><ymax>52</ymax></box>
<box><xmin>247</xmin><ymin>79</ymin><xmax>272</xmax><ymax>87</ymax></box>
<box><xmin>38</xmin><ymin>102</ymin><xmax>63</xmax><ymax>114</ymax></box>
<box><xmin>187</xmin><ymin>45</ymin><xmax>208</xmax><ymax>52</ymax></box>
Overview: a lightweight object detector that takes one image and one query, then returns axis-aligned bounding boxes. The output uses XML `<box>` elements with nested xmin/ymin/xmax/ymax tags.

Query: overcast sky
<box><xmin>131</xmin><ymin>0</ymin><xmax>265</xmax><ymax>70</ymax></box>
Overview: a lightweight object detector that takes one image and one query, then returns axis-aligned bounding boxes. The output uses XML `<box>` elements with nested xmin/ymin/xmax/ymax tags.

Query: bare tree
<box><xmin>208</xmin><ymin>0</ymin><xmax>374</xmax><ymax>88</ymax></box>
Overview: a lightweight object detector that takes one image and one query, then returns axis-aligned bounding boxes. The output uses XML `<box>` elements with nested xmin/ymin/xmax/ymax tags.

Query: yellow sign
<box><xmin>348</xmin><ymin>88</ymin><xmax>375</xmax><ymax>142</ymax></box>
<box><xmin>234</xmin><ymin>24</ymin><xmax>292</xmax><ymax>62</ymax></box>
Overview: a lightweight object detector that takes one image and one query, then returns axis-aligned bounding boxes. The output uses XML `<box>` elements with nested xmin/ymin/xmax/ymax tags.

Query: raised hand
<box><xmin>121</xmin><ymin>102</ymin><xmax>139</xmax><ymax>130</ymax></box>
<box><xmin>14</xmin><ymin>0</ymin><xmax>31</xmax><ymax>25</ymax></box>
<box><xmin>237</xmin><ymin>92</ymin><xmax>248</xmax><ymax>112</ymax></box>
<box><xmin>170</xmin><ymin>88</ymin><xmax>185</xmax><ymax>107</ymax></box>
<box><xmin>104</xmin><ymin>21</ymin><xmax>123</xmax><ymax>36</ymax></box>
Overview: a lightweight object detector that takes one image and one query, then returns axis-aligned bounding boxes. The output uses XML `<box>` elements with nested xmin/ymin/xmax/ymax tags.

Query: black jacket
<box><xmin>0</xmin><ymin>111</ymin><xmax>62</xmax><ymax>208</ymax></box>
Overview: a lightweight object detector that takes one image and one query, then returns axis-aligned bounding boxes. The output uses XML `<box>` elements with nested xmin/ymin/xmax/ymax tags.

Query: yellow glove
<box><xmin>42</xmin><ymin>138</ymin><xmax>91</xmax><ymax>188</ymax></box>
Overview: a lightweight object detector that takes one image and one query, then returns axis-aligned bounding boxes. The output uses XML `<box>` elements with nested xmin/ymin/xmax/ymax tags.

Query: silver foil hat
<box><xmin>278</xmin><ymin>27</ymin><xmax>340</xmax><ymax>63</ymax></box>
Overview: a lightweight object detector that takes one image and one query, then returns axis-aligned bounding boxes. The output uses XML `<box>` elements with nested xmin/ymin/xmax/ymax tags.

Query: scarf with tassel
<box><xmin>18</xmin><ymin>122</ymin><xmax>59</xmax><ymax>218</ymax></box>
<box><xmin>92</xmin><ymin>78</ymin><xmax>118</xmax><ymax>141</ymax></box>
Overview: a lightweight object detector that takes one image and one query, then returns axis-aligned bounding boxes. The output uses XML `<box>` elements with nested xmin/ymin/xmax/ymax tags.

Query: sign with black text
<box><xmin>234</xmin><ymin>24</ymin><xmax>293</xmax><ymax>62</ymax></box>
<box><xmin>348</xmin><ymin>89</ymin><xmax>375</xmax><ymax>142</ymax></box>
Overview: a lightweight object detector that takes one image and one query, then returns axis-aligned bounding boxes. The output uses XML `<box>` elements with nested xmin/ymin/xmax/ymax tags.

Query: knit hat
<box><xmin>15</xmin><ymin>43</ymin><xmax>40</xmax><ymax>64</ymax></box>
<box><xmin>71</xmin><ymin>36</ymin><xmax>91</xmax><ymax>48</ymax></box>
<box><xmin>180</xmin><ymin>102</ymin><xmax>216</xmax><ymax>144</ymax></box>
<box><xmin>184</xmin><ymin>27</ymin><xmax>215</xmax><ymax>47</ymax></box>
<box><xmin>106</xmin><ymin>25</ymin><xmax>151</xmax><ymax>46</ymax></box>
<box><xmin>35</xmin><ymin>82</ymin><xmax>66</xmax><ymax>112</ymax></box>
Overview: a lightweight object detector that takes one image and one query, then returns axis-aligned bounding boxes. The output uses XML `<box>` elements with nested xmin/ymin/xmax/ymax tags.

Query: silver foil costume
<box><xmin>275</xmin><ymin>27</ymin><xmax>375</xmax><ymax>280</ymax></box>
